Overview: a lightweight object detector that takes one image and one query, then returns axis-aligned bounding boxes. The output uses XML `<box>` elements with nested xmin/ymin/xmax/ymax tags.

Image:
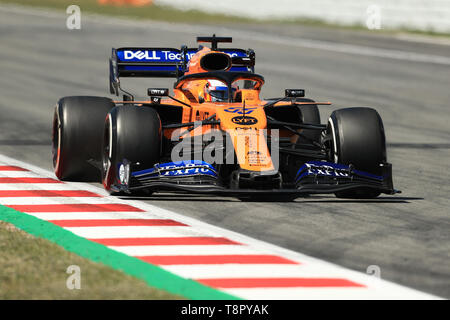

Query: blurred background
<box><xmin>154</xmin><ymin>0</ymin><xmax>450</xmax><ymax>34</ymax></box>
<box><xmin>0</xmin><ymin>0</ymin><xmax>449</xmax><ymax>299</ymax></box>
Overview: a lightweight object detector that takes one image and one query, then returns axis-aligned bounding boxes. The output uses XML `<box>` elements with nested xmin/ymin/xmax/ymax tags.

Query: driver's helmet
<box><xmin>204</xmin><ymin>80</ymin><xmax>238</xmax><ymax>102</ymax></box>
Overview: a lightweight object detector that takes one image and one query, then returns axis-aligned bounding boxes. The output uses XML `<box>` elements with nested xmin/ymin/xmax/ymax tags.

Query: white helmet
<box><xmin>204</xmin><ymin>80</ymin><xmax>238</xmax><ymax>102</ymax></box>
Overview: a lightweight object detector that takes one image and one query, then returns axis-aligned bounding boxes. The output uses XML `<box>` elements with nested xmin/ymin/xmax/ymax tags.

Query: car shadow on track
<box><xmin>293</xmin><ymin>196</ymin><xmax>424</xmax><ymax>204</ymax></box>
<box><xmin>118</xmin><ymin>194</ymin><xmax>423</xmax><ymax>204</ymax></box>
<box><xmin>119</xmin><ymin>193</ymin><xmax>238</xmax><ymax>202</ymax></box>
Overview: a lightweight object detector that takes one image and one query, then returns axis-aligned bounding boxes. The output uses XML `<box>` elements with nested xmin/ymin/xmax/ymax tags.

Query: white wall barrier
<box><xmin>155</xmin><ymin>0</ymin><xmax>450</xmax><ymax>33</ymax></box>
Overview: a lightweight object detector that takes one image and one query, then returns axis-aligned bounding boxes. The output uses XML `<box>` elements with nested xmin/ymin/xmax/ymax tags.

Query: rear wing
<box><xmin>109</xmin><ymin>47</ymin><xmax>255</xmax><ymax>96</ymax></box>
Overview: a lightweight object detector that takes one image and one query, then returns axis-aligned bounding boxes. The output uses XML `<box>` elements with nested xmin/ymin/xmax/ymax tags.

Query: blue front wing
<box><xmin>111</xmin><ymin>160</ymin><xmax>397</xmax><ymax>196</ymax></box>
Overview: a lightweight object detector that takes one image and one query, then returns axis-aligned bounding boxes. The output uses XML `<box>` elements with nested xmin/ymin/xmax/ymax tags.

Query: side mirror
<box><xmin>285</xmin><ymin>89</ymin><xmax>305</xmax><ymax>98</ymax></box>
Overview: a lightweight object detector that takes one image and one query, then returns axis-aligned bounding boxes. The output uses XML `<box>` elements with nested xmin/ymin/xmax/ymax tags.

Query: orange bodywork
<box><xmin>114</xmin><ymin>48</ymin><xmax>330</xmax><ymax>173</ymax></box>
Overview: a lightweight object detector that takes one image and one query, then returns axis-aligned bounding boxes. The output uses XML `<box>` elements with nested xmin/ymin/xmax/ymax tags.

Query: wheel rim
<box><xmin>52</xmin><ymin>107</ymin><xmax>62</xmax><ymax>171</ymax></box>
<box><xmin>102</xmin><ymin>115</ymin><xmax>113</xmax><ymax>188</ymax></box>
<box><xmin>327</xmin><ymin>117</ymin><xmax>339</xmax><ymax>163</ymax></box>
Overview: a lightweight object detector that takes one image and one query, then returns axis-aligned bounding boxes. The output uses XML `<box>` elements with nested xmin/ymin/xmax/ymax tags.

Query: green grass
<box><xmin>1</xmin><ymin>0</ymin><xmax>449</xmax><ymax>37</ymax></box>
<box><xmin>0</xmin><ymin>204</ymin><xmax>238</xmax><ymax>300</ymax></box>
<box><xmin>0</xmin><ymin>221</ymin><xmax>183</xmax><ymax>299</ymax></box>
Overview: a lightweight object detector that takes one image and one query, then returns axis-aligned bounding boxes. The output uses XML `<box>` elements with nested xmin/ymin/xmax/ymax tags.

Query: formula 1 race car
<box><xmin>52</xmin><ymin>35</ymin><xmax>399</xmax><ymax>199</ymax></box>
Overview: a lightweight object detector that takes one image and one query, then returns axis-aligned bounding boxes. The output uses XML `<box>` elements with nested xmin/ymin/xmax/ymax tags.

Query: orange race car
<box><xmin>52</xmin><ymin>35</ymin><xmax>399</xmax><ymax>199</ymax></box>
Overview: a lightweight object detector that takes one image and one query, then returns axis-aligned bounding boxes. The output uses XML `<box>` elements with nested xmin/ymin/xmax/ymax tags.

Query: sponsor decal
<box><xmin>148</xmin><ymin>88</ymin><xmax>169</xmax><ymax>96</ymax></box>
<box><xmin>296</xmin><ymin>161</ymin><xmax>384</xmax><ymax>182</ymax></box>
<box><xmin>118</xmin><ymin>163</ymin><xmax>130</xmax><ymax>185</ymax></box>
<box><xmin>224</xmin><ymin>107</ymin><xmax>257</xmax><ymax>114</ymax></box>
<box><xmin>222</xmin><ymin>50</ymin><xmax>246</xmax><ymax>58</ymax></box>
<box><xmin>285</xmin><ymin>89</ymin><xmax>305</xmax><ymax>98</ymax></box>
<box><xmin>151</xmin><ymin>97</ymin><xmax>161</xmax><ymax>104</ymax></box>
<box><xmin>303</xmin><ymin>162</ymin><xmax>349</xmax><ymax>177</ymax></box>
<box><xmin>159</xmin><ymin>166</ymin><xmax>213</xmax><ymax>177</ymax></box>
<box><xmin>119</xmin><ymin>50</ymin><xmax>182</xmax><ymax>62</ymax></box>
<box><xmin>247</xmin><ymin>150</ymin><xmax>268</xmax><ymax>165</ymax></box>
<box><xmin>124</xmin><ymin>50</ymin><xmax>161</xmax><ymax>61</ymax></box>
<box><xmin>119</xmin><ymin>49</ymin><xmax>248</xmax><ymax>63</ymax></box>
<box><xmin>296</xmin><ymin>161</ymin><xmax>350</xmax><ymax>182</ymax></box>
<box><xmin>132</xmin><ymin>161</ymin><xmax>217</xmax><ymax>179</ymax></box>
<box><xmin>231</xmin><ymin>116</ymin><xmax>258</xmax><ymax>125</ymax></box>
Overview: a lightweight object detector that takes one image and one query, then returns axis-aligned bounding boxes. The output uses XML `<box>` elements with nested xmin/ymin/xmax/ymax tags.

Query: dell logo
<box><xmin>123</xmin><ymin>50</ymin><xmax>161</xmax><ymax>61</ymax></box>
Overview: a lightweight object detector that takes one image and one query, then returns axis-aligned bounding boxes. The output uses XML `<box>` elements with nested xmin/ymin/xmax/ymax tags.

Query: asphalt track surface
<box><xmin>0</xmin><ymin>5</ymin><xmax>449</xmax><ymax>298</ymax></box>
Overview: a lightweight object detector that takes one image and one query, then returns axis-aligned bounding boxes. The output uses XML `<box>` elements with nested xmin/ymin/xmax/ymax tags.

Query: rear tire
<box><xmin>328</xmin><ymin>107</ymin><xmax>387</xmax><ymax>198</ymax></box>
<box><xmin>52</xmin><ymin>96</ymin><xmax>115</xmax><ymax>181</ymax></box>
<box><xmin>101</xmin><ymin>106</ymin><xmax>162</xmax><ymax>193</ymax></box>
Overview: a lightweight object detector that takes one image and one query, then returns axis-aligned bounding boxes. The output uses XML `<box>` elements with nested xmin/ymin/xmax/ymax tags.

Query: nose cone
<box><xmin>216</xmin><ymin>106</ymin><xmax>275</xmax><ymax>173</ymax></box>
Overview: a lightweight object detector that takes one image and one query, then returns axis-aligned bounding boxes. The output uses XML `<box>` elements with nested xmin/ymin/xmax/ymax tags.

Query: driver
<box><xmin>204</xmin><ymin>80</ymin><xmax>239</xmax><ymax>102</ymax></box>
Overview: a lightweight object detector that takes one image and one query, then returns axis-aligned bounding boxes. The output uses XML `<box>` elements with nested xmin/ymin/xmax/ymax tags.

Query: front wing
<box><xmin>110</xmin><ymin>160</ymin><xmax>399</xmax><ymax>198</ymax></box>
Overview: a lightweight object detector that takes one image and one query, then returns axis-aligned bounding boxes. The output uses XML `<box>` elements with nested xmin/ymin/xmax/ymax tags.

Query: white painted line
<box><xmin>0</xmin><ymin>171</ymin><xmax>42</xmax><ymax>178</ymax></box>
<box><xmin>64</xmin><ymin>226</ymin><xmax>208</xmax><ymax>239</ymax></box>
<box><xmin>0</xmin><ymin>197</ymin><xmax>113</xmax><ymax>205</ymax></box>
<box><xmin>26</xmin><ymin>211</ymin><xmax>163</xmax><ymax>220</ymax></box>
<box><xmin>163</xmin><ymin>264</ymin><xmax>359</xmax><ymax>279</ymax></box>
<box><xmin>395</xmin><ymin>33</ymin><xmax>450</xmax><ymax>46</ymax></box>
<box><xmin>110</xmin><ymin>244</ymin><xmax>259</xmax><ymax>256</ymax></box>
<box><xmin>222</xmin><ymin>287</ymin><xmax>418</xmax><ymax>300</ymax></box>
<box><xmin>0</xmin><ymin>184</ymin><xmax>82</xmax><ymax>190</ymax></box>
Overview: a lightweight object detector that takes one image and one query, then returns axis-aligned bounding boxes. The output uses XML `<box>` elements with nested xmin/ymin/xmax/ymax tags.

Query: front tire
<box><xmin>52</xmin><ymin>96</ymin><xmax>115</xmax><ymax>181</ymax></box>
<box><xmin>295</xmin><ymin>98</ymin><xmax>321</xmax><ymax>145</ymax></box>
<box><xmin>101</xmin><ymin>106</ymin><xmax>162</xmax><ymax>193</ymax></box>
<box><xmin>328</xmin><ymin>107</ymin><xmax>387</xmax><ymax>198</ymax></box>
<box><xmin>281</xmin><ymin>99</ymin><xmax>322</xmax><ymax>183</ymax></box>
